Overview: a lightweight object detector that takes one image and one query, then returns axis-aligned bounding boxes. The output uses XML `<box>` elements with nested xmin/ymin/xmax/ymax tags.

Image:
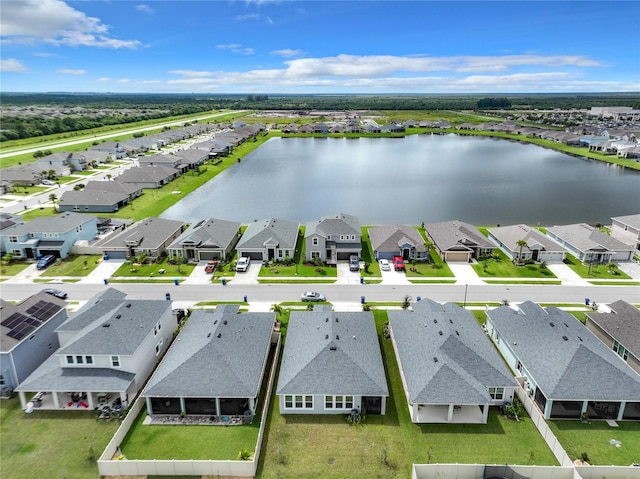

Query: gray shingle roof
<box><xmin>547</xmin><ymin>223</ymin><xmax>633</xmax><ymax>253</ymax></box>
<box><xmin>59</xmin><ymin>189</ymin><xmax>128</xmax><ymax>207</ymax></box>
<box><xmin>389</xmin><ymin>299</ymin><xmax>516</xmax><ymax>405</ymax></box>
<box><xmin>143</xmin><ymin>306</ymin><xmax>274</xmax><ymax>398</ymax></box>
<box><xmin>100</xmin><ymin>217</ymin><xmax>183</xmax><ymax>250</ymax></box>
<box><xmin>369</xmin><ymin>224</ymin><xmax>426</xmax><ymax>253</ymax></box>
<box><xmin>487</xmin><ymin>302</ymin><xmax>640</xmax><ymax>401</ymax></box>
<box><xmin>168</xmin><ymin>218</ymin><xmax>240</xmax><ymax>250</ymax></box>
<box><xmin>426</xmin><ymin>220</ymin><xmax>494</xmax><ymax>252</ymax></box>
<box><xmin>305</xmin><ymin>213</ymin><xmax>361</xmax><ymax>238</ymax></box>
<box><xmin>612</xmin><ymin>214</ymin><xmax>640</xmax><ymax>230</ymax></box>
<box><xmin>488</xmin><ymin>224</ymin><xmax>564</xmax><ymax>253</ymax></box>
<box><xmin>5</xmin><ymin>212</ymin><xmax>95</xmax><ymax>235</ymax></box>
<box><xmin>236</xmin><ymin>218</ymin><xmax>299</xmax><ymax>250</ymax></box>
<box><xmin>586</xmin><ymin>300</ymin><xmax>640</xmax><ymax>359</ymax></box>
<box><xmin>277</xmin><ymin>309</ymin><xmax>388</xmax><ymax>397</ymax></box>
<box><xmin>57</xmin><ymin>294</ymin><xmax>171</xmax><ymax>356</ymax></box>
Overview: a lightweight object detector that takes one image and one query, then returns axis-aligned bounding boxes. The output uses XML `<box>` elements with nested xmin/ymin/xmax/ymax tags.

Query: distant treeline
<box><xmin>1</xmin><ymin>92</ymin><xmax>638</xmax><ymax>142</ymax></box>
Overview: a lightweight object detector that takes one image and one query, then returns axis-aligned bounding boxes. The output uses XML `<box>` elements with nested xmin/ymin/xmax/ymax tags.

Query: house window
<box><xmin>73</xmin><ymin>205</ymin><xmax>80</xmax><ymax>211</ymax></box>
<box><xmin>284</xmin><ymin>395</ymin><xmax>313</xmax><ymax>410</ymax></box>
<box><xmin>75</xmin><ymin>355</ymin><xmax>84</xmax><ymax>364</ymax></box>
<box><xmin>516</xmin><ymin>360</ymin><xmax>523</xmax><ymax>373</ymax></box>
<box><xmin>311</xmin><ymin>251</ymin><xmax>320</xmax><ymax>259</ymax></box>
<box><xmin>313</xmin><ymin>237</ymin><xmax>318</xmax><ymax>246</ymax></box>
<box><xmin>9</xmin><ymin>236</ymin><xmax>17</xmax><ymax>243</ymax></box>
<box><xmin>488</xmin><ymin>387</ymin><xmax>504</xmax><ymax>400</ymax></box>
<box><xmin>324</xmin><ymin>395</ymin><xmax>353</xmax><ymax>409</ymax></box>
<box><xmin>66</xmin><ymin>355</ymin><xmax>74</xmax><ymax>364</ymax></box>
<box><xmin>0</xmin><ymin>375</ymin><xmax>4</xmax><ymax>386</ymax></box>
<box><xmin>613</xmin><ymin>340</ymin><xmax>629</xmax><ymax>361</ymax></box>
<box><xmin>340</xmin><ymin>235</ymin><xmax>344</xmax><ymax>240</ymax></box>
<box><xmin>85</xmin><ymin>356</ymin><xmax>94</xmax><ymax>365</ymax></box>
<box><xmin>155</xmin><ymin>339</ymin><xmax>163</xmax><ymax>356</ymax></box>
<box><xmin>278</xmin><ymin>249</ymin><xmax>283</xmax><ymax>258</ymax></box>
<box><xmin>111</xmin><ymin>356</ymin><xmax>120</xmax><ymax>367</ymax></box>
<box><xmin>351</xmin><ymin>235</ymin><xmax>356</xmax><ymax>240</ymax></box>
<box><xmin>12</xmin><ymin>250</ymin><xmax>21</xmax><ymax>256</ymax></box>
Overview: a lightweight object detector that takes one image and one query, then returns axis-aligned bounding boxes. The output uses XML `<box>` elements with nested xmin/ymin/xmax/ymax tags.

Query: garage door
<box><xmin>445</xmin><ymin>251</ymin><xmax>469</xmax><ymax>262</ymax></box>
<box><xmin>38</xmin><ymin>250</ymin><xmax>61</xmax><ymax>258</ymax></box>
<box><xmin>104</xmin><ymin>251</ymin><xmax>127</xmax><ymax>260</ymax></box>
<box><xmin>244</xmin><ymin>252</ymin><xmax>263</xmax><ymax>261</ymax></box>
<box><xmin>336</xmin><ymin>252</ymin><xmax>352</xmax><ymax>261</ymax></box>
<box><xmin>198</xmin><ymin>251</ymin><xmax>220</xmax><ymax>261</ymax></box>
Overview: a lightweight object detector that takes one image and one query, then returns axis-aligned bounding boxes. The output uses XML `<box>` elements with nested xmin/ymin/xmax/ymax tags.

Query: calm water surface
<box><xmin>161</xmin><ymin>135</ymin><xmax>640</xmax><ymax>225</ymax></box>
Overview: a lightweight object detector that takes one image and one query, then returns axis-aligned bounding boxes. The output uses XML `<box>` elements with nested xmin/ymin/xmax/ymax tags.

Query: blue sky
<box><xmin>1</xmin><ymin>0</ymin><xmax>638</xmax><ymax>94</ymax></box>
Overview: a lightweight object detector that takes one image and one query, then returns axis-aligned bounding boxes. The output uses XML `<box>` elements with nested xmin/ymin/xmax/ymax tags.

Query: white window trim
<box><xmin>324</xmin><ymin>395</ymin><xmax>354</xmax><ymax>410</ymax></box>
<box><xmin>283</xmin><ymin>394</ymin><xmax>313</xmax><ymax>410</ymax></box>
<box><xmin>111</xmin><ymin>355</ymin><xmax>121</xmax><ymax>367</ymax></box>
<box><xmin>488</xmin><ymin>387</ymin><xmax>504</xmax><ymax>400</ymax></box>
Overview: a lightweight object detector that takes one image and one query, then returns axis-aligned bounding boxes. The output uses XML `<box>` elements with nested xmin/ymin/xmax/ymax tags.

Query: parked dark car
<box><xmin>43</xmin><ymin>288</ymin><xmax>68</xmax><ymax>299</ymax></box>
<box><xmin>36</xmin><ymin>254</ymin><xmax>56</xmax><ymax>270</ymax></box>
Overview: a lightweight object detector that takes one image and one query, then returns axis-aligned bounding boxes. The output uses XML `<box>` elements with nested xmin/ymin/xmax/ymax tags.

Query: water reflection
<box><xmin>161</xmin><ymin>135</ymin><xmax>640</xmax><ymax>225</ymax></box>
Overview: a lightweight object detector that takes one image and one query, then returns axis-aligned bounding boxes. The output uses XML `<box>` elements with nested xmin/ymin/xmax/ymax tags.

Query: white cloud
<box><xmin>168</xmin><ymin>70</ymin><xmax>214</xmax><ymax>78</ymax></box>
<box><xmin>135</xmin><ymin>4</ymin><xmax>154</xmax><ymax>14</ymax></box>
<box><xmin>33</xmin><ymin>52</ymin><xmax>56</xmax><ymax>58</ymax></box>
<box><xmin>117</xmin><ymin>78</ymin><xmax>131</xmax><ymax>83</ymax></box>
<box><xmin>236</xmin><ymin>13</ymin><xmax>261</xmax><ymax>21</ymax></box>
<box><xmin>0</xmin><ymin>58</ymin><xmax>28</xmax><ymax>72</ymax></box>
<box><xmin>0</xmin><ymin>0</ymin><xmax>142</xmax><ymax>49</ymax></box>
<box><xmin>96</xmin><ymin>77</ymin><xmax>111</xmax><ymax>82</ymax></box>
<box><xmin>57</xmin><ymin>68</ymin><xmax>86</xmax><ymax>75</ymax></box>
<box><xmin>216</xmin><ymin>44</ymin><xmax>255</xmax><ymax>55</ymax></box>
<box><xmin>271</xmin><ymin>49</ymin><xmax>305</xmax><ymax>58</ymax></box>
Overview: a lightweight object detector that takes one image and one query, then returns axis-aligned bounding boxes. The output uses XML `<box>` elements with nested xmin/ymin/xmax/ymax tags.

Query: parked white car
<box><xmin>379</xmin><ymin>259</ymin><xmax>390</xmax><ymax>271</ymax></box>
<box><xmin>236</xmin><ymin>257</ymin><xmax>250</xmax><ymax>272</ymax></box>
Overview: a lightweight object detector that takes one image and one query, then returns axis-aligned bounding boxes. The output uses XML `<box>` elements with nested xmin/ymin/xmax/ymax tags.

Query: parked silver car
<box><xmin>300</xmin><ymin>291</ymin><xmax>326</xmax><ymax>302</ymax></box>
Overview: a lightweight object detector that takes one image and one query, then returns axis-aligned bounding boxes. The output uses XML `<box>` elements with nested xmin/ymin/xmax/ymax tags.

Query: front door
<box><xmin>532</xmin><ymin>249</ymin><xmax>539</xmax><ymax>261</ymax></box>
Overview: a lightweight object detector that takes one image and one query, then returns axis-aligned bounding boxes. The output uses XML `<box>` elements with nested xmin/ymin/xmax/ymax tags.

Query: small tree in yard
<box><xmin>48</xmin><ymin>193</ymin><xmax>58</xmax><ymax>210</ymax></box>
<box><xmin>515</xmin><ymin>239</ymin><xmax>528</xmax><ymax>264</ymax></box>
<box><xmin>401</xmin><ymin>295</ymin><xmax>412</xmax><ymax>310</ymax></box>
<box><xmin>607</xmin><ymin>261</ymin><xmax>618</xmax><ymax>275</ymax></box>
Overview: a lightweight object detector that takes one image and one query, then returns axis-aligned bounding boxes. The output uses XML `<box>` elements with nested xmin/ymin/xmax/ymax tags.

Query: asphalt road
<box><xmin>2</xmin><ymin>282</ymin><xmax>637</xmax><ymax>306</ymax></box>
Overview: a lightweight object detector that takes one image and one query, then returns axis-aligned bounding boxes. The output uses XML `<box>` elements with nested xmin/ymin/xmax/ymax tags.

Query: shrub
<box><xmin>237</xmin><ymin>449</ymin><xmax>253</xmax><ymax>461</ymax></box>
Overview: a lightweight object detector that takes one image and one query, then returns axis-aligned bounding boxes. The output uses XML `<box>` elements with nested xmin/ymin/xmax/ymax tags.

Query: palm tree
<box><xmin>48</xmin><ymin>193</ymin><xmax>58</xmax><ymax>210</ymax></box>
<box><xmin>515</xmin><ymin>239</ymin><xmax>528</xmax><ymax>263</ymax></box>
<box><xmin>47</xmin><ymin>169</ymin><xmax>56</xmax><ymax>180</ymax></box>
<box><xmin>106</xmin><ymin>174</ymin><xmax>112</xmax><ymax>181</ymax></box>
<box><xmin>270</xmin><ymin>304</ymin><xmax>283</xmax><ymax>318</ymax></box>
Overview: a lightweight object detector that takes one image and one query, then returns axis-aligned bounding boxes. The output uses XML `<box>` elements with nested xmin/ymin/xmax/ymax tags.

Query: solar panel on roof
<box><xmin>25</xmin><ymin>317</ymin><xmax>43</xmax><ymax>326</ymax></box>
<box><xmin>26</xmin><ymin>300</ymin><xmax>48</xmax><ymax>315</ymax></box>
<box><xmin>7</xmin><ymin>323</ymin><xmax>36</xmax><ymax>340</ymax></box>
<box><xmin>25</xmin><ymin>301</ymin><xmax>60</xmax><ymax>321</ymax></box>
<box><xmin>1</xmin><ymin>313</ymin><xmax>28</xmax><ymax>329</ymax></box>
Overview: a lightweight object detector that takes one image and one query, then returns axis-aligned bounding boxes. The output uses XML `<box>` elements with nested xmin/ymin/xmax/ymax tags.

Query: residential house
<box><xmin>138</xmin><ymin>154</ymin><xmax>188</xmax><ymax>174</ymax></box>
<box><xmin>116</xmin><ymin>165</ymin><xmax>179</xmax><ymax>189</ymax></box>
<box><xmin>426</xmin><ymin>220</ymin><xmax>495</xmax><ymax>262</ymax></box>
<box><xmin>84</xmin><ymin>180</ymin><xmax>143</xmax><ymax>202</ymax></box>
<box><xmin>488</xmin><ymin>224</ymin><xmax>566</xmax><ymax>262</ymax></box>
<box><xmin>143</xmin><ymin>305</ymin><xmax>276</xmax><ymax>417</ymax></box>
<box><xmin>486</xmin><ymin>301</ymin><xmax>640</xmax><ymax>420</ymax></box>
<box><xmin>0</xmin><ymin>292</ymin><xmax>68</xmax><ymax>392</ymax></box>
<box><xmin>167</xmin><ymin>218</ymin><xmax>242</xmax><ymax>262</ymax></box>
<box><xmin>190</xmin><ymin>139</ymin><xmax>233</xmax><ymax>158</ymax></box>
<box><xmin>236</xmin><ymin>218</ymin><xmax>299</xmax><ymax>262</ymax></box>
<box><xmin>546</xmin><ymin>223</ymin><xmax>634</xmax><ymax>264</ymax></box>
<box><xmin>58</xmin><ymin>190</ymin><xmax>130</xmax><ymax>213</ymax></box>
<box><xmin>1</xmin><ymin>166</ymin><xmax>42</xmax><ymax>187</ymax></box>
<box><xmin>610</xmin><ymin>214</ymin><xmax>640</xmax><ymax>251</ymax></box>
<box><xmin>277</xmin><ymin>306</ymin><xmax>388</xmax><ymax>415</ymax></box>
<box><xmin>36</xmin><ymin>153</ymin><xmax>72</xmax><ymax>176</ymax></box>
<box><xmin>100</xmin><ymin>217</ymin><xmax>184</xmax><ymax>260</ymax></box>
<box><xmin>305</xmin><ymin>213</ymin><xmax>362</xmax><ymax>264</ymax></box>
<box><xmin>88</xmin><ymin>141</ymin><xmax>126</xmax><ymax>159</ymax></box>
<box><xmin>586</xmin><ymin>300</ymin><xmax>640</xmax><ymax>376</ymax></box>
<box><xmin>172</xmin><ymin>149</ymin><xmax>208</xmax><ymax>169</ymax></box>
<box><xmin>368</xmin><ymin>224</ymin><xmax>428</xmax><ymax>261</ymax></box>
<box><xmin>389</xmin><ymin>299</ymin><xmax>516</xmax><ymax>424</ymax></box>
<box><xmin>15</xmin><ymin>288</ymin><xmax>177</xmax><ymax>412</ymax></box>
<box><xmin>0</xmin><ymin>212</ymin><xmax>98</xmax><ymax>259</ymax></box>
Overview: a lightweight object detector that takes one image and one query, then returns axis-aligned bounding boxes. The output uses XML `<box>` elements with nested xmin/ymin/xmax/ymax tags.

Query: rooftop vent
<box><xmin>562</xmin><ymin>336</ymin><xmax>568</xmax><ymax>341</ymax></box>
<box><xmin>126</xmin><ymin>304</ymin><xmax>131</xmax><ymax>308</ymax></box>
<box><xmin>439</xmin><ymin>331</ymin><xmax>443</xmax><ymax>336</ymax></box>
<box><xmin>335</xmin><ymin>317</ymin><xmax>339</xmax><ymax>323</ymax></box>
<box><xmin>115</xmin><ymin>314</ymin><xmax>121</xmax><ymax>319</ymax></box>
<box><xmin>433</xmin><ymin>319</ymin><xmax>438</xmax><ymax>324</ymax></box>
<box><xmin>329</xmin><ymin>345</ymin><xmax>337</xmax><ymax>351</ymax></box>
<box><xmin>217</xmin><ymin>333</ymin><xmax>221</xmax><ymax>339</ymax></box>
<box><xmin>549</xmin><ymin>322</ymin><xmax>555</xmax><ymax>327</ymax></box>
<box><xmin>433</xmin><ymin>357</ymin><xmax>438</xmax><ymax>362</ymax></box>
<box><xmin>336</xmin><ymin>335</ymin><xmax>340</xmax><ymax>340</ymax></box>
<box><xmin>223</xmin><ymin>320</ymin><xmax>227</xmax><ymax>325</ymax></box>
<box><xmin>325</xmin><ymin>318</ymin><xmax>329</xmax><ymax>322</ymax></box>
<box><xmin>214</xmin><ymin>320</ymin><xmax>218</xmax><ymax>324</ymax></box>
<box><xmin>207</xmin><ymin>333</ymin><xmax>211</xmax><ymax>338</ymax></box>
<box><xmin>449</xmin><ymin>319</ymin><xmax>453</xmax><ymax>324</ymax></box>
<box><xmin>578</xmin><ymin>336</ymin><xmax>583</xmax><ymax>342</ymax></box>
<box><xmin>102</xmin><ymin>323</ymin><xmax>110</xmax><ymax>327</ymax></box>
<box><xmin>325</xmin><ymin>334</ymin><xmax>329</xmax><ymax>339</ymax></box>
<box><xmin>455</xmin><ymin>330</ymin><xmax>460</xmax><ymax>336</ymax></box>
<box><xmin>564</xmin><ymin>323</ymin><xmax>569</xmax><ymax>327</ymax></box>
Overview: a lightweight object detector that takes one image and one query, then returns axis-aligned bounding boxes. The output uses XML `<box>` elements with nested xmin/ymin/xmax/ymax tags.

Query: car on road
<box><xmin>76</xmin><ymin>183</ymin><xmax>85</xmax><ymax>188</ymax></box>
<box><xmin>392</xmin><ymin>256</ymin><xmax>405</xmax><ymax>271</ymax></box>
<box><xmin>379</xmin><ymin>259</ymin><xmax>390</xmax><ymax>271</ymax></box>
<box><xmin>301</xmin><ymin>291</ymin><xmax>326</xmax><ymax>302</ymax></box>
<box><xmin>349</xmin><ymin>255</ymin><xmax>360</xmax><ymax>271</ymax></box>
<box><xmin>43</xmin><ymin>288</ymin><xmax>68</xmax><ymax>300</ymax></box>
<box><xmin>236</xmin><ymin>257</ymin><xmax>250</xmax><ymax>272</ymax></box>
<box><xmin>36</xmin><ymin>254</ymin><xmax>56</xmax><ymax>270</ymax></box>
<box><xmin>41</xmin><ymin>179</ymin><xmax>56</xmax><ymax>186</ymax></box>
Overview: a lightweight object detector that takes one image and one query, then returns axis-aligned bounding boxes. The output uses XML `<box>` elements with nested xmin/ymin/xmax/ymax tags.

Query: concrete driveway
<box><xmin>380</xmin><ymin>267</ymin><xmax>411</xmax><ymax>285</ymax></box>
<box><xmin>230</xmin><ymin>261</ymin><xmax>260</xmax><ymax>284</ymax></box>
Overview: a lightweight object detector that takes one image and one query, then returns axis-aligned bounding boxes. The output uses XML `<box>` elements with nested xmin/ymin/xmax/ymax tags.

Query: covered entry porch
<box><xmin>412</xmin><ymin>403</ymin><xmax>489</xmax><ymax>423</ymax></box>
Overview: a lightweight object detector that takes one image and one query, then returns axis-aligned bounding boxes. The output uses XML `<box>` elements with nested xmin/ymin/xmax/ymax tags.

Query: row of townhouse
<box><xmin>6</xmin><ymin>288</ymin><xmax>640</xmax><ymax>426</ymax></box>
<box><xmin>2</xmin><ymin>212</ymin><xmax>639</xmax><ymax>264</ymax></box>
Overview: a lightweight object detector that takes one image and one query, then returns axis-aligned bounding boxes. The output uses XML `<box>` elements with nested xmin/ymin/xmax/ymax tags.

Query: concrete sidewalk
<box><xmin>79</xmin><ymin>259</ymin><xmax>126</xmax><ymax>284</ymax></box>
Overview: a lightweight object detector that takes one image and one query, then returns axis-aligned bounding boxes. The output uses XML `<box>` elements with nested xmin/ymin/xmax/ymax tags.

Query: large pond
<box><xmin>161</xmin><ymin>135</ymin><xmax>640</xmax><ymax>226</ymax></box>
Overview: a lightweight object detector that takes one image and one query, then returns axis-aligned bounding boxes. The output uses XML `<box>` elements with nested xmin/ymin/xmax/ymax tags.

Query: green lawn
<box><xmin>112</xmin><ymin>257</ymin><xmax>195</xmax><ymax>277</ymax></box>
<box><xmin>40</xmin><ymin>254</ymin><xmax>102</xmax><ymax>277</ymax></box>
<box><xmin>0</xmin><ymin>396</ymin><xmax>119</xmax><ymax>479</ymax></box>
<box><xmin>257</xmin><ymin>311</ymin><xmax>556</xmax><ymax>479</ymax></box>
<box><xmin>120</xmin><ymin>407</ymin><xmax>261</xmax><ymax>460</ymax></box>
<box><xmin>564</xmin><ymin>254</ymin><xmax>631</xmax><ymax>279</ymax></box>
<box><xmin>548</xmin><ymin>420</ymin><xmax>640</xmax><ymax>465</ymax></box>
<box><xmin>0</xmin><ymin>260</ymin><xmax>31</xmax><ymax>276</ymax></box>
<box><xmin>473</xmin><ymin>249</ymin><xmax>557</xmax><ymax>278</ymax></box>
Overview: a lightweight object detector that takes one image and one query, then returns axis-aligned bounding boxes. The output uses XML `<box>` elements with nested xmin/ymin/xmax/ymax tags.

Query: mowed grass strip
<box><xmin>256</xmin><ymin>311</ymin><xmax>556</xmax><ymax>479</ymax></box>
<box><xmin>0</xmin><ymin>397</ymin><xmax>119</xmax><ymax>479</ymax></box>
<box><xmin>120</xmin><ymin>408</ymin><xmax>260</xmax><ymax>460</ymax></box>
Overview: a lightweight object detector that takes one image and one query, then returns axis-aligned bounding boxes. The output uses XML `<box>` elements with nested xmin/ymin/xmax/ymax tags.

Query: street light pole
<box><xmin>463</xmin><ymin>284</ymin><xmax>468</xmax><ymax>308</ymax></box>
